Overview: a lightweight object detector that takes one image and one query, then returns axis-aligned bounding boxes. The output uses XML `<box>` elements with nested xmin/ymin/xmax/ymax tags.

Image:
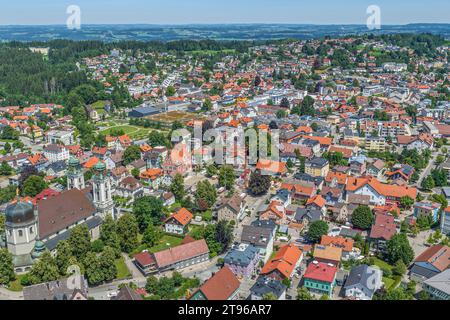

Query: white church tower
<box><xmin>92</xmin><ymin>161</ymin><xmax>114</xmax><ymax>218</ymax></box>
<box><xmin>67</xmin><ymin>157</ymin><xmax>85</xmax><ymax>190</ymax></box>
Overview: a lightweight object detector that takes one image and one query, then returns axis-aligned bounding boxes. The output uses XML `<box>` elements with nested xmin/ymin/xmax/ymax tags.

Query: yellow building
<box><xmin>305</xmin><ymin>157</ymin><xmax>330</xmax><ymax>177</ymax></box>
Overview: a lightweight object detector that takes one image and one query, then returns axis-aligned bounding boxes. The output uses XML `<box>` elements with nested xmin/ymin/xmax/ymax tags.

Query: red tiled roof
<box><xmin>370</xmin><ymin>214</ymin><xmax>397</xmax><ymax>241</ymax></box>
<box><xmin>261</xmin><ymin>244</ymin><xmax>303</xmax><ymax>278</ymax></box>
<box><xmin>154</xmin><ymin>239</ymin><xmax>209</xmax><ymax>268</ymax></box>
<box><xmin>304</xmin><ymin>261</ymin><xmax>337</xmax><ymax>283</ymax></box>
<box><xmin>197</xmin><ymin>266</ymin><xmax>240</xmax><ymax>300</ymax></box>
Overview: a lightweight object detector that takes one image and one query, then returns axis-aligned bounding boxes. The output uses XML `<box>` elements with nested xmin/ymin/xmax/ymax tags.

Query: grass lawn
<box><xmin>148</xmin><ymin>235</ymin><xmax>183</xmax><ymax>253</ymax></box>
<box><xmin>130</xmin><ymin>234</ymin><xmax>184</xmax><ymax>257</ymax></box>
<box><xmin>100</xmin><ymin>125</ymin><xmax>139</xmax><ymax>136</ymax></box>
<box><xmin>8</xmin><ymin>274</ymin><xmax>27</xmax><ymax>292</ymax></box>
<box><xmin>115</xmin><ymin>257</ymin><xmax>131</xmax><ymax>280</ymax></box>
<box><xmin>371</xmin><ymin>257</ymin><xmax>393</xmax><ymax>271</ymax></box>
<box><xmin>382</xmin><ymin>276</ymin><xmax>395</xmax><ymax>289</ymax></box>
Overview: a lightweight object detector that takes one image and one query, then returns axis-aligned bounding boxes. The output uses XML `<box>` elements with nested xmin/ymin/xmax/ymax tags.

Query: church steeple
<box><xmin>92</xmin><ymin>161</ymin><xmax>114</xmax><ymax>218</ymax></box>
<box><xmin>67</xmin><ymin>157</ymin><xmax>85</xmax><ymax>190</ymax></box>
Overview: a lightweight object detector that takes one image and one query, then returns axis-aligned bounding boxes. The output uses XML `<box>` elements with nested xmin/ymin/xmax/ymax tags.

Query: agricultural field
<box><xmin>147</xmin><ymin>111</ymin><xmax>204</xmax><ymax>124</ymax></box>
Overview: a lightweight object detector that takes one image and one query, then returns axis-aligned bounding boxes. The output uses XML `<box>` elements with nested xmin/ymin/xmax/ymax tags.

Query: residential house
<box><xmin>414</xmin><ymin>201</ymin><xmax>441</xmax><ymax>224</ymax></box>
<box><xmin>224</xmin><ymin>244</ymin><xmax>260</xmax><ymax>278</ymax></box>
<box><xmin>410</xmin><ymin>245</ymin><xmax>450</xmax><ymax>282</ymax></box>
<box><xmin>320</xmin><ymin>235</ymin><xmax>356</xmax><ymax>261</ymax></box>
<box><xmin>313</xmin><ymin>245</ymin><xmax>342</xmax><ymax>267</ymax></box>
<box><xmin>422</xmin><ymin>269</ymin><xmax>450</xmax><ymax>300</ymax></box>
<box><xmin>250</xmin><ymin>276</ymin><xmax>287</xmax><ymax>300</ymax></box>
<box><xmin>23</xmin><ymin>275</ymin><xmax>88</xmax><ymax>300</ymax></box>
<box><xmin>218</xmin><ymin>194</ymin><xmax>246</xmax><ymax>222</ymax></box>
<box><xmin>116</xmin><ymin>176</ymin><xmax>144</xmax><ymax>201</ymax></box>
<box><xmin>441</xmin><ymin>206</ymin><xmax>450</xmax><ymax>236</ymax></box>
<box><xmin>303</xmin><ymin>261</ymin><xmax>338</xmax><ymax>296</ymax></box>
<box><xmin>43</xmin><ymin>144</ymin><xmax>69</xmax><ymax>163</ymax></box>
<box><xmin>305</xmin><ymin>157</ymin><xmax>330</xmax><ymax>178</ymax></box>
<box><xmin>190</xmin><ymin>266</ymin><xmax>240</xmax><ymax>300</ymax></box>
<box><xmin>369</xmin><ymin>214</ymin><xmax>398</xmax><ymax>253</ymax></box>
<box><xmin>164</xmin><ymin>208</ymin><xmax>194</xmax><ymax>235</ymax></box>
<box><xmin>343</xmin><ymin>265</ymin><xmax>383</xmax><ymax>300</ymax></box>
<box><xmin>241</xmin><ymin>225</ymin><xmax>274</xmax><ymax>263</ymax></box>
<box><xmin>261</xmin><ymin>244</ymin><xmax>303</xmax><ymax>280</ymax></box>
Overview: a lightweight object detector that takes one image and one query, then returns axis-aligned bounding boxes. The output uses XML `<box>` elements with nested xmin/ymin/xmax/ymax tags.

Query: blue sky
<box><xmin>1</xmin><ymin>0</ymin><xmax>449</xmax><ymax>25</ymax></box>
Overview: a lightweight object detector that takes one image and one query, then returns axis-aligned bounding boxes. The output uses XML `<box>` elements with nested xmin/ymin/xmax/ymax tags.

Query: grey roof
<box><xmin>442</xmin><ymin>187</ymin><xmax>450</xmax><ymax>199</ymax></box>
<box><xmin>250</xmin><ymin>219</ymin><xmax>277</xmax><ymax>233</ymax></box>
<box><xmin>339</xmin><ymin>228</ymin><xmax>360</xmax><ymax>238</ymax></box>
<box><xmin>44</xmin><ymin>216</ymin><xmax>103</xmax><ymax>251</ymax></box>
<box><xmin>250</xmin><ymin>276</ymin><xmax>286</xmax><ymax>298</ymax></box>
<box><xmin>410</xmin><ymin>264</ymin><xmax>439</xmax><ymax>280</ymax></box>
<box><xmin>294</xmin><ymin>208</ymin><xmax>322</xmax><ymax>223</ymax></box>
<box><xmin>307</xmin><ymin>157</ymin><xmax>329</xmax><ymax>168</ymax></box>
<box><xmin>224</xmin><ymin>245</ymin><xmax>259</xmax><ymax>267</ymax></box>
<box><xmin>23</xmin><ymin>275</ymin><xmax>88</xmax><ymax>300</ymax></box>
<box><xmin>241</xmin><ymin>225</ymin><xmax>273</xmax><ymax>248</ymax></box>
<box><xmin>344</xmin><ymin>265</ymin><xmax>382</xmax><ymax>296</ymax></box>
<box><xmin>423</xmin><ymin>269</ymin><xmax>450</xmax><ymax>296</ymax></box>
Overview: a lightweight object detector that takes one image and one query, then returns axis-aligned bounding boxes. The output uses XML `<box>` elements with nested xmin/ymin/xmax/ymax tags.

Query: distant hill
<box><xmin>0</xmin><ymin>24</ymin><xmax>449</xmax><ymax>42</ymax></box>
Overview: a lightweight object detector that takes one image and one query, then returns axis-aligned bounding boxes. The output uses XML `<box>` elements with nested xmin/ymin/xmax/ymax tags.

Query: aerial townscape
<box><xmin>0</xmin><ymin>28</ymin><xmax>450</xmax><ymax>303</ymax></box>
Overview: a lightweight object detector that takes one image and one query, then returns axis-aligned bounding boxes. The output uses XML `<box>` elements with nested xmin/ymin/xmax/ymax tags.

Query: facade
<box><xmin>217</xmin><ymin>194</ymin><xmax>246</xmax><ymax>222</ymax></box>
<box><xmin>164</xmin><ymin>208</ymin><xmax>193</xmax><ymax>235</ymax></box>
<box><xmin>250</xmin><ymin>276</ymin><xmax>287</xmax><ymax>300</ymax></box>
<box><xmin>190</xmin><ymin>266</ymin><xmax>240</xmax><ymax>300</ymax></box>
<box><xmin>422</xmin><ymin>269</ymin><xmax>450</xmax><ymax>300</ymax></box>
<box><xmin>344</xmin><ymin>265</ymin><xmax>382</xmax><ymax>300</ymax></box>
<box><xmin>43</xmin><ymin>144</ymin><xmax>70</xmax><ymax>163</ymax></box>
<box><xmin>240</xmin><ymin>225</ymin><xmax>274</xmax><ymax>263</ymax></box>
<box><xmin>440</xmin><ymin>207</ymin><xmax>450</xmax><ymax>236</ymax></box>
<box><xmin>303</xmin><ymin>261</ymin><xmax>337</xmax><ymax>296</ymax></box>
<box><xmin>224</xmin><ymin>244</ymin><xmax>260</xmax><ymax>278</ymax></box>
<box><xmin>46</xmin><ymin>130</ymin><xmax>74</xmax><ymax>145</ymax></box>
<box><xmin>92</xmin><ymin>162</ymin><xmax>114</xmax><ymax>218</ymax></box>
<box><xmin>413</xmin><ymin>201</ymin><xmax>441</xmax><ymax>224</ymax></box>
<box><xmin>305</xmin><ymin>157</ymin><xmax>330</xmax><ymax>177</ymax></box>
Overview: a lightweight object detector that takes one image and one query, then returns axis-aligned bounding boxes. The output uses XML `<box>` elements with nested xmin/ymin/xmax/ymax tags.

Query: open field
<box><xmin>147</xmin><ymin>111</ymin><xmax>204</xmax><ymax>124</ymax></box>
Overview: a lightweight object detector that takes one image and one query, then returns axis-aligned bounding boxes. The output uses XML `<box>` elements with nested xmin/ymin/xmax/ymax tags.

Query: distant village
<box><xmin>0</xmin><ymin>34</ymin><xmax>449</xmax><ymax>301</ymax></box>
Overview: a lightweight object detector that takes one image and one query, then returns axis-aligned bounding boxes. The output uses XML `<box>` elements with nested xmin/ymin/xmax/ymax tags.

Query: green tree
<box><xmin>143</xmin><ymin>224</ymin><xmax>163</xmax><ymax>247</ymax></box>
<box><xmin>400</xmin><ymin>196</ymin><xmax>414</xmax><ymax>209</ymax></box>
<box><xmin>22</xmin><ymin>175</ymin><xmax>47</xmax><ymax>197</ymax></box>
<box><xmin>116</xmin><ymin>213</ymin><xmax>139</xmax><ymax>253</ymax></box>
<box><xmin>100</xmin><ymin>215</ymin><xmax>121</xmax><ymax>257</ymax></box>
<box><xmin>83</xmin><ymin>252</ymin><xmax>104</xmax><ymax>286</ymax></box>
<box><xmin>218</xmin><ymin>165</ymin><xmax>235</xmax><ymax>191</ymax></box>
<box><xmin>0</xmin><ymin>248</ymin><xmax>15</xmax><ymax>285</ymax></box>
<box><xmin>29</xmin><ymin>251</ymin><xmax>60</xmax><ymax>285</ymax></box>
<box><xmin>165</xmin><ymin>86</ymin><xmax>176</xmax><ymax>97</ymax></box>
<box><xmin>195</xmin><ymin>180</ymin><xmax>217</xmax><ymax>211</ymax></box>
<box><xmin>123</xmin><ymin>145</ymin><xmax>141</xmax><ymax>165</ymax></box>
<box><xmin>351</xmin><ymin>205</ymin><xmax>374</xmax><ymax>230</ymax></box>
<box><xmin>0</xmin><ymin>161</ymin><xmax>13</xmax><ymax>176</ymax></box>
<box><xmin>170</xmin><ymin>173</ymin><xmax>186</xmax><ymax>201</ymax></box>
<box><xmin>262</xmin><ymin>292</ymin><xmax>278</xmax><ymax>300</ymax></box>
<box><xmin>68</xmin><ymin>224</ymin><xmax>91</xmax><ymax>262</ymax></box>
<box><xmin>392</xmin><ymin>260</ymin><xmax>407</xmax><ymax>276</ymax></box>
<box><xmin>4</xmin><ymin>142</ymin><xmax>11</xmax><ymax>154</ymax></box>
<box><xmin>55</xmin><ymin>240</ymin><xmax>73</xmax><ymax>276</ymax></box>
<box><xmin>148</xmin><ymin>131</ymin><xmax>170</xmax><ymax>148</ymax></box>
<box><xmin>421</xmin><ymin>175</ymin><xmax>435</xmax><ymax>191</ymax></box>
<box><xmin>386</xmin><ymin>234</ymin><xmax>415</xmax><ymax>265</ymax></box>
<box><xmin>133</xmin><ymin>196</ymin><xmax>166</xmax><ymax>231</ymax></box>
<box><xmin>99</xmin><ymin>246</ymin><xmax>117</xmax><ymax>283</ymax></box>
<box><xmin>307</xmin><ymin>220</ymin><xmax>329</xmax><ymax>243</ymax></box>
<box><xmin>248</xmin><ymin>170</ymin><xmax>271</xmax><ymax>196</ymax></box>
<box><xmin>297</xmin><ymin>287</ymin><xmax>314</xmax><ymax>300</ymax></box>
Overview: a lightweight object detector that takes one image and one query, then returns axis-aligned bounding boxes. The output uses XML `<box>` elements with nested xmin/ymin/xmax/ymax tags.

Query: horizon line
<box><xmin>1</xmin><ymin>22</ymin><xmax>450</xmax><ymax>27</ymax></box>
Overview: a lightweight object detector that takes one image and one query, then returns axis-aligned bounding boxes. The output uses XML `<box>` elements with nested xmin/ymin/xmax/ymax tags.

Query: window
<box><xmin>18</xmin><ymin>230</ymin><xmax>23</xmax><ymax>237</ymax></box>
<box><xmin>30</xmin><ymin>226</ymin><xmax>34</xmax><ymax>234</ymax></box>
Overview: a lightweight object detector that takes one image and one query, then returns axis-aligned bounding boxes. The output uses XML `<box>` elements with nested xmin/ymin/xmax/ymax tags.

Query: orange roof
<box><xmin>306</xmin><ymin>195</ymin><xmax>326</xmax><ymax>208</ymax></box>
<box><xmin>256</xmin><ymin>159</ymin><xmax>287</xmax><ymax>174</ymax></box>
<box><xmin>261</xmin><ymin>244</ymin><xmax>303</xmax><ymax>278</ymax></box>
<box><xmin>320</xmin><ymin>235</ymin><xmax>354</xmax><ymax>252</ymax></box>
<box><xmin>313</xmin><ymin>245</ymin><xmax>342</xmax><ymax>262</ymax></box>
<box><xmin>325</xmin><ymin>171</ymin><xmax>348</xmax><ymax>185</ymax></box>
<box><xmin>140</xmin><ymin>144</ymin><xmax>152</xmax><ymax>153</ymax></box>
<box><xmin>301</xmin><ymin>135</ymin><xmax>332</xmax><ymax>146</ymax></box>
<box><xmin>83</xmin><ymin>156</ymin><xmax>99</xmax><ymax>169</ymax></box>
<box><xmin>346</xmin><ymin>176</ymin><xmax>417</xmax><ymax>199</ymax></box>
<box><xmin>329</xmin><ymin>146</ymin><xmax>353</xmax><ymax>158</ymax></box>
<box><xmin>281</xmin><ymin>183</ymin><xmax>314</xmax><ymax>196</ymax></box>
<box><xmin>140</xmin><ymin>168</ymin><xmax>163</xmax><ymax>180</ymax></box>
<box><xmin>295</xmin><ymin>126</ymin><xmax>313</xmax><ymax>133</ymax></box>
<box><xmin>167</xmin><ymin>207</ymin><xmax>193</xmax><ymax>226</ymax></box>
